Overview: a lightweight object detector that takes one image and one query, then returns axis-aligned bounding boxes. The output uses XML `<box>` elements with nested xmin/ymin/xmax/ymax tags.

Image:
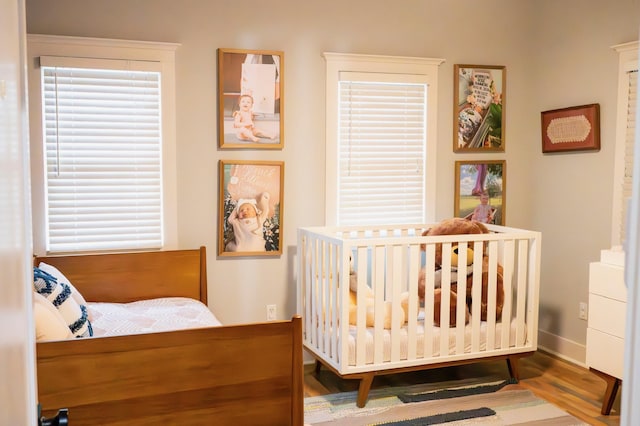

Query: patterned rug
<box><xmin>304</xmin><ymin>378</ymin><xmax>588</xmax><ymax>425</ymax></box>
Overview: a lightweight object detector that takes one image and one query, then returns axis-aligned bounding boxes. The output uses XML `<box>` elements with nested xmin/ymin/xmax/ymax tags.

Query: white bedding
<box><xmin>346</xmin><ymin>315</ymin><xmax>524</xmax><ymax>366</ymax></box>
<box><xmin>88</xmin><ymin>297</ymin><xmax>222</xmax><ymax>337</ymax></box>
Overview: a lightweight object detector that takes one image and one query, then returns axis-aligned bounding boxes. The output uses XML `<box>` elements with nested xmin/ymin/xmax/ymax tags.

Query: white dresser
<box><xmin>586</xmin><ymin>248</ymin><xmax>626</xmax><ymax>415</ymax></box>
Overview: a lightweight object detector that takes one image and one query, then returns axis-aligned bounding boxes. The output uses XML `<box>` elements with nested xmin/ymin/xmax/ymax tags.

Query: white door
<box><xmin>622</xmin><ymin>36</ymin><xmax>640</xmax><ymax>426</ymax></box>
<box><xmin>0</xmin><ymin>0</ymin><xmax>38</xmax><ymax>424</ymax></box>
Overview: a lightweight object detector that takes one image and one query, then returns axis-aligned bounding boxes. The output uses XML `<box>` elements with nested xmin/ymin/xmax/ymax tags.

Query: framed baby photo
<box><xmin>218</xmin><ymin>160</ymin><xmax>284</xmax><ymax>257</ymax></box>
<box><xmin>454</xmin><ymin>160</ymin><xmax>506</xmax><ymax>226</ymax></box>
<box><xmin>453</xmin><ymin>64</ymin><xmax>506</xmax><ymax>152</ymax></box>
<box><xmin>217</xmin><ymin>48</ymin><xmax>284</xmax><ymax>149</ymax></box>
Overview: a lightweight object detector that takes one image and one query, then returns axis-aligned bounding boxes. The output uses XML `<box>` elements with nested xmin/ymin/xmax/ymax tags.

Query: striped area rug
<box><xmin>304</xmin><ymin>379</ymin><xmax>588</xmax><ymax>425</ymax></box>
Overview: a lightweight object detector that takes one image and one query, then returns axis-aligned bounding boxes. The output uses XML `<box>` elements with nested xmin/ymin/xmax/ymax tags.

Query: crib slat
<box><xmin>470</xmin><ymin>240</ymin><xmax>483</xmax><ymax>352</ymax></box>
<box><xmin>501</xmin><ymin>239</ymin><xmax>515</xmax><ymax>349</ymax></box>
<box><xmin>439</xmin><ymin>242</ymin><xmax>452</xmax><ymax>357</ymax></box>
<box><xmin>455</xmin><ymin>241</ymin><xmax>468</xmax><ymax>354</ymax></box>
<box><xmin>486</xmin><ymin>241</ymin><xmax>498</xmax><ymax>351</ymax></box>
<box><xmin>423</xmin><ymin>243</ymin><xmax>436</xmax><ymax>360</ymax></box>
<box><xmin>355</xmin><ymin>246</ymin><xmax>368</xmax><ymax>367</ymax></box>
<box><xmin>373</xmin><ymin>246</ymin><xmax>385</xmax><ymax>365</ymax></box>
<box><xmin>390</xmin><ymin>245</ymin><xmax>402</xmax><ymax>362</ymax></box>
<box><xmin>516</xmin><ymin>240</ymin><xmax>529</xmax><ymax>345</ymax></box>
<box><xmin>407</xmin><ymin>245</ymin><xmax>420</xmax><ymax>360</ymax></box>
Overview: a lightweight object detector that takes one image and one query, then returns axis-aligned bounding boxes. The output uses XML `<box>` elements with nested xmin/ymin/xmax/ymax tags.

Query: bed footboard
<box><xmin>38</xmin><ymin>316</ymin><xmax>303</xmax><ymax>425</ymax></box>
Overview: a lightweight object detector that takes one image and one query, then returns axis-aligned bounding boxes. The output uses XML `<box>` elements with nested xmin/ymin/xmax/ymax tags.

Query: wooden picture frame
<box><xmin>217</xmin><ymin>48</ymin><xmax>284</xmax><ymax>149</ymax></box>
<box><xmin>541</xmin><ymin>103</ymin><xmax>600</xmax><ymax>153</ymax></box>
<box><xmin>454</xmin><ymin>160</ymin><xmax>506</xmax><ymax>225</ymax></box>
<box><xmin>218</xmin><ymin>160</ymin><xmax>284</xmax><ymax>256</ymax></box>
<box><xmin>454</xmin><ymin>65</ymin><xmax>506</xmax><ymax>152</ymax></box>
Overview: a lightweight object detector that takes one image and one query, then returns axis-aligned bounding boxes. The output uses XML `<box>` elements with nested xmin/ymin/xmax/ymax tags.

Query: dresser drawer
<box><xmin>586</xmin><ymin>328</ymin><xmax>624</xmax><ymax>379</ymax></box>
<box><xmin>588</xmin><ymin>294</ymin><xmax>626</xmax><ymax>338</ymax></box>
<box><xmin>589</xmin><ymin>262</ymin><xmax>626</xmax><ymax>302</ymax></box>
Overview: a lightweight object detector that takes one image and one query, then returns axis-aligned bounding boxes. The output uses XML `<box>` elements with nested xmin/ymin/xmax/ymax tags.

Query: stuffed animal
<box><xmin>418</xmin><ymin>217</ymin><xmax>504</xmax><ymax>327</ymax></box>
<box><xmin>347</xmin><ymin>256</ymin><xmax>411</xmax><ymax>329</ymax></box>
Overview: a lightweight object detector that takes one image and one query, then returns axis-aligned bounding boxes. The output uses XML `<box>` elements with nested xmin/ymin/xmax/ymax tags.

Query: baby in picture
<box><xmin>233</xmin><ymin>94</ymin><xmax>275</xmax><ymax>142</ymax></box>
<box><xmin>225</xmin><ymin>192</ymin><xmax>270</xmax><ymax>252</ymax></box>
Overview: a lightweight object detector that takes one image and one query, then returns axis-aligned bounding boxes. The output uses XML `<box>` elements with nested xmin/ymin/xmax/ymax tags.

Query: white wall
<box><xmin>25</xmin><ymin>0</ymin><xmax>640</xmax><ymax>363</ymax></box>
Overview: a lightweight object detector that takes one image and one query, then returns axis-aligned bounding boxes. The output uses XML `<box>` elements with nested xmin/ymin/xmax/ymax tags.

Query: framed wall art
<box><xmin>453</xmin><ymin>65</ymin><xmax>506</xmax><ymax>152</ymax></box>
<box><xmin>219</xmin><ymin>160</ymin><xmax>284</xmax><ymax>257</ymax></box>
<box><xmin>217</xmin><ymin>48</ymin><xmax>284</xmax><ymax>149</ymax></box>
<box><xmin>541</xmin><ymin>103</ymin><xmax>600</xmax><ymax>153</ymax></box>
<box><xmin>454</xmin><ymin>160</ymin><xmax>506</xmax><ymax>225</ymax></box>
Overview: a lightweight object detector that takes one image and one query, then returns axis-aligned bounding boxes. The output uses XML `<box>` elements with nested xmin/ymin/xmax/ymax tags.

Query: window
<box><xmin>611</xmin><ymin>41</ymin><xmax>638</xmax><ymax>248</ymax></box>
<box><xmin>324</xmin><ymin>53</ymin><xmax>444</xmax><ymax>226</ymax></box>
<box><xmin>28</xmin><ymin>35</ymin><xmax>179</xmax><ymax>254</ymax></box>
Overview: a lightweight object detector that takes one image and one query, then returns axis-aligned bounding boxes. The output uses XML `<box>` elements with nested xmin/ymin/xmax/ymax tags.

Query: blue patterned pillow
<box><xmin>33</xmin><ymin>267</ymin><xmax>93</xmax><ymax>338</ymax></box>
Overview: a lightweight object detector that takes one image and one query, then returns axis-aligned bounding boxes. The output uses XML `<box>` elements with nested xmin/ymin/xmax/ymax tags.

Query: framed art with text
<box><xmin>454</xmin><ymin>64</ymin><xmax>506</xmax><ymax>152</ymax></box>
<box><xmin>217</xmin><ymin>48</ymin><xmax>284</xmax><ymax>149</ymax></box>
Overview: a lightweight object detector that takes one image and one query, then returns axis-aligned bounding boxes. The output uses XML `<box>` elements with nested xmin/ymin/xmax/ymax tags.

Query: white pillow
<box><xmin>33</xmin><ymin>292</ymin><xmax>73</xmax><ymax>341</ymax></box>
<box><xmin>38</xmin><ymin>261</ymin><xmax>88</xmax><ymax>307</ymax></box>
<box><xmin>33</xmin><ymin>266</ymin><xmax>93</xmax><ymax>338</ymax></box>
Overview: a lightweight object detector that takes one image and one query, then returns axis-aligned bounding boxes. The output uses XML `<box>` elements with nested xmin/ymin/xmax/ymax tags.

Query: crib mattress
<box><xmin>346</xmin><ymin>316</ymin><xmax>524</xmax><ymax>366</ymax></box>
<box><xmin>88</xmin><ymin>297</ymin><xmax>222</xmax><ymax>337</ymax></box>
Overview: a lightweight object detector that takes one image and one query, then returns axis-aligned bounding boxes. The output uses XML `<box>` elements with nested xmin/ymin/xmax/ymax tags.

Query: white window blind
<box><xmin>620</xmin><ymin>69</ymin><xmax>638</xmax><ymax>245</ymax></box>
<box><xmin>41</xmin><ymin>63</ymin><xmax>163</xmax><ymax>252</ymax></box>
<box><xmin>338</xmin><ymin>77</ymin><xmax>426</xmax><ymax>225</ymax></box>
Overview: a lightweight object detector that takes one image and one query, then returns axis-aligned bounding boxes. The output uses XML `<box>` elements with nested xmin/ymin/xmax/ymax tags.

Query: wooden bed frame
<box><xmin>35</xmin><ymin>246</ymin><xmax>304</xmax><ymax>425</ymax></box>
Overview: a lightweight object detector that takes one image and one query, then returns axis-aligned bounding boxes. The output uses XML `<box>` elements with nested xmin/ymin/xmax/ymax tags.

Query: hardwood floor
<box><xmin>303</xmin><ymin>350</ymin><xmax>621</xmax><ymax>425</ymax></box>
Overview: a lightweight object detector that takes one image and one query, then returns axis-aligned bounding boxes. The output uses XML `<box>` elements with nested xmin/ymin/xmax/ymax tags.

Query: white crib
<box><xmin>297</xmin><ymin>223</ymin><xmax>541</xmax><ymax>407</ymax></box>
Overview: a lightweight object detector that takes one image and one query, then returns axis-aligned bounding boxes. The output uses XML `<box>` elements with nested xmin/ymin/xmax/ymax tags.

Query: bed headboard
<box><xmin>34</xmin><ymin>247</ymin><xmax>208</xmax><ymax>304</ymax></box>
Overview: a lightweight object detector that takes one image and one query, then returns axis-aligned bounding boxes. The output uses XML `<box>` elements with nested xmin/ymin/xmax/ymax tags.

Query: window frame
<box><xmin>27</xmin><ymin>34</ymin><xmax>180</xmax><ymax>254</ymax></box>
<box><xmin>610</xmin><ymin>40</ymin><xmax>639</xmax><ymax>248</ymax></box>
<box><xmin>323</xmin><ymin>52</ymin><xmax>444</xmax><ymax>227</ymax></box>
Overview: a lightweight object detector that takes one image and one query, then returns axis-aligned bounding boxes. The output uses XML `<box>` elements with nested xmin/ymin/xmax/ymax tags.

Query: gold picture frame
<box><xmin>453</xmin><ymin>64</ymin><xmax>506</xmax><ymax>152</ymax></box>
<box><xmin>218</xmin><ymin>160</ymin><xmax>284</xmax><ymax>257</ymax></box>
<box><xmin>454</xmin><ymin>160</ymin><xmax>506</xmax><ymax>225</ymax></box>
<box><xmin>217</xmin><ymin>48</ymin><xmax>284</xmax><ymax>149</ymax></box>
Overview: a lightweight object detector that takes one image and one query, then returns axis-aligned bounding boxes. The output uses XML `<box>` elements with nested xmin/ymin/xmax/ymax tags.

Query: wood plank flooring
<box><xmin>303</xmin><ymin>350</ymin><xmax>621</xmax><ymax>425</ymax></box>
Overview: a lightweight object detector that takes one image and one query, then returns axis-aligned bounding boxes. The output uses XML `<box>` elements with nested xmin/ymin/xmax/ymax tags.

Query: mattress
<box><xmin>346</xmin><ymin>315</ymin><xmax>524</xmax><ymax>366</ymax></box>
<box><xmin>88</xmin><ymin>297</ymin><xmax>222</xmax><ymax>337</ymax></box>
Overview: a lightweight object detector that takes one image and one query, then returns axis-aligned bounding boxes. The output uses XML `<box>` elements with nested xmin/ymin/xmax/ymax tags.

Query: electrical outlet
<box><xmin>579</xmin><ymin>302</ymin><xmax>588</xmax><ymax>320</ymax></box>
<box><xmin>267</xmin><ymin>304</ymin><xmax>277</xmax><ymax>321</ymax></box>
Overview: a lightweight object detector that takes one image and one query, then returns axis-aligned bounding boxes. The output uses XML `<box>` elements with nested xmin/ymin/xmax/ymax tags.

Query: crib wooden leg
<box><xmin>506</xmin><ymin>356</ymin><xmax>520</xmax><ymax>380</ymax></box>
<box><xmin>356</xmin><ymin>374</ymin><xmax>374</xmax><ymax>408</ymax></box>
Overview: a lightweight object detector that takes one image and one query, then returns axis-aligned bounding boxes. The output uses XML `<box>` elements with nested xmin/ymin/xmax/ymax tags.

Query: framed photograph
<box><xmin>219</xmin><ymin>160</ymin><xmax>284</xmax><ymax>256</ymax></box>
<box><xmin>454</xmin><ymin>65</ymin><xmax>506</xmax><ymax>152</ymax></box>
<box><xmin>217</xmin><ymin>48</ymin><xmax>284</xmax><ymax>149</ymax></box>
<box><xmin>454</xmin><ymin>160</ymin><xmax>506</xmax><ymax>225</ymax></box>
<box><xmin>541</xmin><ymin>103</ymin><xmax>600</xmax><ymax>153</ymax></box>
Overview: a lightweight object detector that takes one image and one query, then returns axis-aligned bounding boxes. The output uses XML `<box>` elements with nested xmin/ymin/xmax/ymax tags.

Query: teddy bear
<box><xmin>347</xmin><ymin>255</ymin><xmax>412</xmax><ymax>329</ymax></box>
<box><xmin>418</xmin><ymin>217</ymin><xmax>504</xmax><ymax>327</ymax></box>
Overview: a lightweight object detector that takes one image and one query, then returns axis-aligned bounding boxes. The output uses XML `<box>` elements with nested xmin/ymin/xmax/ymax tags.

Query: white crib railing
<box><xmin>297</xmin><ymin>223</ymin><xmax>541</xmax><ymax>376</ymax></box>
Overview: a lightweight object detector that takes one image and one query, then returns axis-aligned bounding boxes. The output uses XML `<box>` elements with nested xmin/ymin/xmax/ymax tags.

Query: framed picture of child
<box><xmin>217</xmin><ymin>48</ymin><xmax>284</xmax><ymax>149</ymax></box>
<box><xmin>453</xmin><ymin>65</ymin><xmax>505</xmax><ymax>152</ymax></box>
<box><xmin>454</xmin><ymin>160</ymin><xmax>506</xmax><ymax>226</ymax></box>
<box><xmin>218</xmin><ymin>160</ymin><xmax>284</xmax><ymax>256</ymax></box>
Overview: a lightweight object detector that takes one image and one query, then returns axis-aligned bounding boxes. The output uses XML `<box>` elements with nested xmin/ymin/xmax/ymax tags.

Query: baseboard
<box><xmin>537</xmin><ymin>329</ymin><xmax>586</xmax><ymax>367</ymax></box>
